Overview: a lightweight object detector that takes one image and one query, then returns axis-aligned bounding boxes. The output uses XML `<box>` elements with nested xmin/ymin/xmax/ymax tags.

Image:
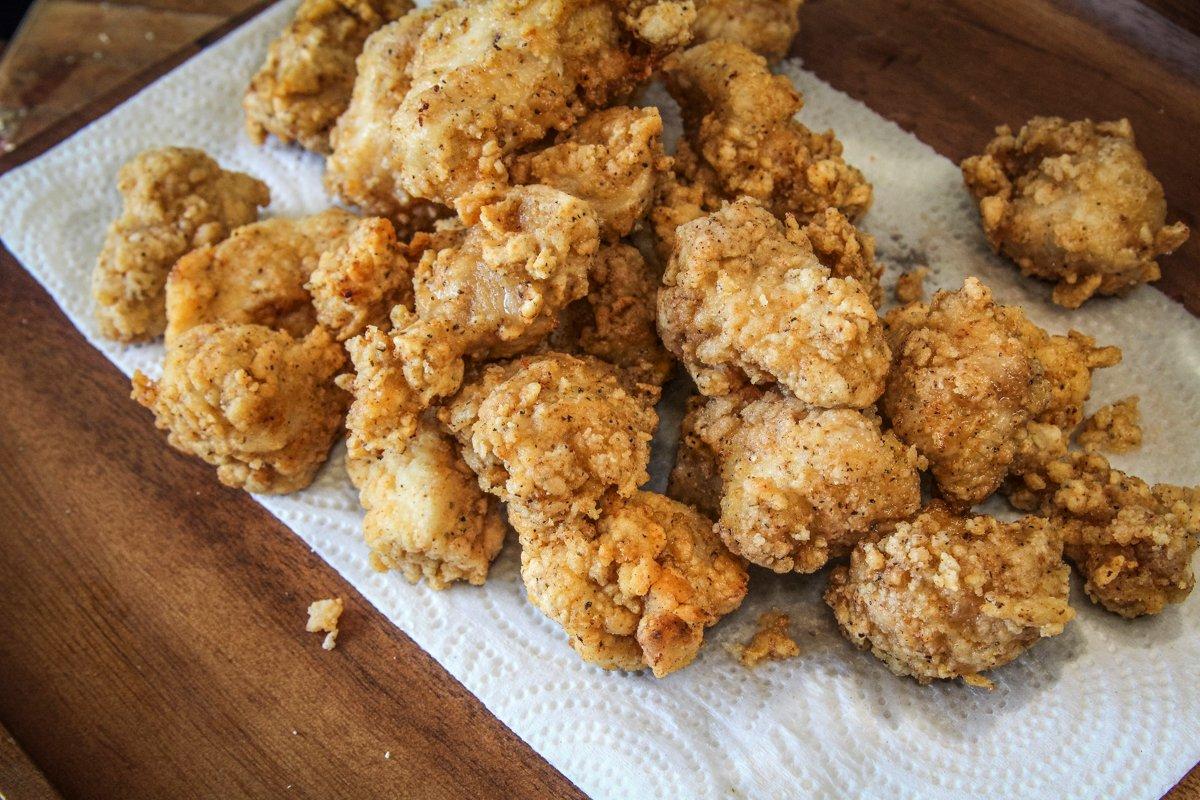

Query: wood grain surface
<box><xmin>0</xmin><ymin>1</ymin><xmax>1197</xmax><ymax>798</ymax></box>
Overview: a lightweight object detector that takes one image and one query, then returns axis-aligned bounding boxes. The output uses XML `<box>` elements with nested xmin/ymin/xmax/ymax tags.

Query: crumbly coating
<box><xmin>657</xmin><ymin>41</ymin><xmax>871</xmax><ymax>246</ymax></box>
<box><xmin>324</xmin><ymin>8</ymin><xmax>450</xmax><ymax>232</ymax></box>
<box><xmin>510</xmin><ymin>106</ymin><xmax>672</xmax><ymax>242</ymax></box>
<box><xmin>519</xmin><ymin>490</ymin><xmax>748</xmax><ymax>677</ymax></box>
<box><xmin>1076</xmin><ymin>396</ymin><xmax>1142</xmax><ymax>454</ymax></box>
<box><xmin>346</xmin><ymin>414</ymin><xmax>506</xmax><ymax>588</ymax></box>
<box><xmin>882</xmin><ymin>278</ymin><xmax>1050</xmax><ymax>507</ymax></box>
<box><xmin>340</xmin><ymin>186</ymin><xmax>598</xmax><ymax>456</ymax></box>
<box><xmin>390</xmin><ymin>0</ymin><xmax>657</xmax><ymax>205</ymax></box>
<box><xmin>547</xmin><ymin>243</ymin><xmax>673</xmax><ymax>392</ymax></box>
<box><xmin>244</xmin><ymin>0</ymin><xmax>412</xmax><ymax>153</ymax></box>
<box><xmin>1007</xmin><ymin>425</ymin><xmax>1198</xmax><ymax>618</ymax></box>
<box><xmin>306</xmin><ymin>217</ymin><xmax>415</xmax><ymax>341</ymax></box>
<box><xmin>825</xmin><ymin>504</ymin><xmax>1074</xmax><ymax>685</ymax></box>
<box><xmin>614</xmin><ymin>0</ymin><xmax>697</xmax><ymax>47</ymax></box>
<box><xmin>441</xmin><ymin>353</ymin><xmax>657</xmax><ymax>528</ymax></box>
<box><xmin>306</xmin><ymin>597</ymin><xmax>345</xmax><ymax>650</ymax></box>
<box><xmin>131</xmin><ymin>324</ymin><xmax>348</xmax><ymax>494</ymax></box>
<box><xmin>732</xmin><ymin>611</ymin><xmax>800</xmax><ymax>668</ymax></box>
<box><xmin>894</xmin><ymin>266</ymin><xmax>929</xmax><ymax>305</ymax></box>
<box><xmin>92</xmin><ymin>147</ymin><xmax>269</xmax><ymax>342</ymax></box>
<box><xmin>666</xmin><ymin>396</ymin><xmax>722</xmax><ymax>518</ymax></box>
<box><xmin>658</xmin><ymin>198</ymin><xmax>889</xmax><ymax>406</ymax></box>
<box><xmin>165</xmin><ymin>210</ymin><xmax>358</xmax><ymax>342</ymax></box>
<box><xmin>691</xmin><ymin>0</ymin><xmax>802</xmax><ymax>60</ymax></box>
<box><xmin>961</xmin><ymin>116</ymin><xmax>1189</xmax><ymax>308</ymax></box>
<box><xmin>1011</xmin><ymin>318</ymin><xmax>1121</xmax><ymax>433</ymax></box>
<box><xmin>693</xmin><ymin>389</ymin><xmax>922</xmax><ymax>573</ymax></box>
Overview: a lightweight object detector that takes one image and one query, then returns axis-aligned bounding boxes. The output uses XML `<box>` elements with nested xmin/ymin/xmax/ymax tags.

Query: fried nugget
<box><xmin>691</xmin><ymin>0</ymin><xmax>802</xmax><ymax>61</ymax></box>
<box><xmin>961</xmin><ymin>117</ymin><xmax>1189</xmax><ymax>308</ymax></box>
<box><xmin>131</xmin><ymin>324</ymin><xmax>348</xmax><ymax>494</ymax></box>
<box><xmin>826</xmin><ymin>503</ymin><xmax>1074</xmax><ymax>686</ymax></box>
<box><xmin>92</xmin><ymin>147</ymin><xmax>269</xmax><ymax>342</ymax></box>
<box><xmin>692</xmin><ymin>389</ymin><xmax>922</xmax><ymax>573</ymax></box>
<box><xmin>520</xmin><ymin>490</ymin><xmax>748</xmax><ymax>677</ymax></box>
<box><xmin>658</xmin><ymin>198</ymin><xmax>888</xmax><ymax>405</ymax></box>
<box><xmin>165</xmin><ymin>210</ymin><xmax>358</xmax><ymax>342</ymax></box>
<box><xmin>244</xmin><ymin>0</ymin><xmax>412</xmax><ymax>153</ymax></box>
<box><xmin>347</xmin><ymin>414</ymin><xmax>506</xmax><ymax>588</ymax></box>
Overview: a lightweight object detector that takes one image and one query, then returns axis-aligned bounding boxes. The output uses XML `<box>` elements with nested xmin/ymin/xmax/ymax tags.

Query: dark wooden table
<box><xmin>0</xmin><ymin>1</ymin><xmax>1197</xmax><ymax>798</ymax></box>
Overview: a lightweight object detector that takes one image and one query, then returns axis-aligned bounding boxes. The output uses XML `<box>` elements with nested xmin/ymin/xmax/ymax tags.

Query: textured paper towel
<box><xmin>1</xmin><ymin>2</ymin><xmax>1198</xmax><ymax>797</ymax></box>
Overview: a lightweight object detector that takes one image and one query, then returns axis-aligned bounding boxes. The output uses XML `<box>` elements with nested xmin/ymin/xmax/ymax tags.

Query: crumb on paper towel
<box><xmin>306</xmin><ymin>597</ymin><xmax>344</xmax><ymax>650</ymax></box>
<box><xmin>1076</xmin><ymin>397</ymin><xmax>1142</xmax><ymax>454</ymax></box>
<box><xmin>894</xmin><ymin>266</ymin><xmax>930</xmax><ymax>304</ymax></box>
<box><xmin>730</xmin><ymin>611</ymin><xmax>800</xmax><ymax>668</ymax></box>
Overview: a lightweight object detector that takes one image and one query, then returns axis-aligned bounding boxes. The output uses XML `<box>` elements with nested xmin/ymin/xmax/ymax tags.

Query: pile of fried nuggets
<box><xmin>89</xmin><ymin>0</ymin><xmax>1198</xmax><ymax>685</ymax></box>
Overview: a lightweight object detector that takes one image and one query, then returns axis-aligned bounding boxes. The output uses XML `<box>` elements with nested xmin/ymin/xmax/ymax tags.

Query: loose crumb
<box><xmin>306</xmin><ymin>597</ymin><xmax>344</xmax><ymax>650</ymax></box>
<box><xmin>894</xmin><ymin>266</ymin><xmax>930</xmax><ymax>304</ymax></box>
<box><xmin>1076</xmin><ymin>397</ymin><xmax>1142</xmax><ymax>453</ymax></box>
<box><xmin>730</xmin><ymin>611</ymin><xmax>800</xmax><ymax>668</ymax></box>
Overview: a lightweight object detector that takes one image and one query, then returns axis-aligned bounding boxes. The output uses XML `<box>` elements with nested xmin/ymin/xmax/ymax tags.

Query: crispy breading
<box><xmin>244</xmin><ymin>0</ymin><xmax>412</xmax><ymax>153</ymax></box>
<box><xmin>165</xmin><ymin>210</ymin><xmax>358</xmax><ymax>342</ymax></box>
<box><xmin>347</xmin><ymin>414</ymin><xmax>506</xmax><ymax>588</ymax></box>
<box><xmin>510</xmin><ymin>106</ymin><xmax>672</xmax><ymax>241</ymax></box>
<box><xmin>882</xmin><ymin>278</ymin><xmax>1051</xmax><ymax>507</ymax></box>
<box><xmin>340</xmin><ymin>186</ymin><xmax>598</xmax><ymax>456</ymax></box>
<box><xmin>519</xmin><ymin>490</ymin><xmax>748</xmax><ymax>677</ymax></box>
<box><xmin>961</xmin><ymin>117</ymin><xmax>1189</xmax><ymax>308</ymax></box>
<box><xmin>894</xmin><ymin>266</ymin><xmax>929</xmax><ymax>305</ymax></box>
<box><xmin>306</xmin><ymin>597</ymin><xmax>345</xmax><ymax>650</ymax></box>
<box><xmin>547</xmin><ymin>243</ymin><xmax>673</xmax><ymax>392</ymax></box>
<box><xmin>92</xmin><ymin>147</ymin><xmax>269</xmax><ymax>342</ymax></box>
<box><xmin>826</xmin><ymin>503</ymin><xmax>1074</xmax><ymax>686</ymax></box>
<box><xmin>307</xmin><ymin>217</ymin><xmax>415</xmax><ymax>341</ymax></box>
<box><xmin>666</xmin><ymin>396</ymin><xmax>722</xmax><ymax>518</ymax></box>
<box><xmin>324</xmin><ymin>8</ymin><xmax>449</xmax><ymax>232</ymax></box>
<box><xmin>390</xmin><ymin>0</ymin><xmax>659</xmax><ymax>205</ymax></box>
<box><xmin>131</xmin><ymin>324</ymin><xmax>348</xmax><ymax>494</ymax></box>
<box><xmin>1008</xmin><ymin>424</ymin><xmax>1198</xmax><ymax>618</ymax></box>
<box><xmin>693</xmin><ymin>389</ymin><xmax>922</xmax><ymax>573</ymax></box>
<box><xmin>691</xmin><ymin>0</ymin><xmax>802</xmax><ymax>61</ymax></box>
<box><xmin>441</xmin><ymin>353</ymin><xmax>657</xmax><ymax>529</ymax></box>
<box><xmin>1013</xmin><ymin>321</ymin><xmax>1121</xmax><ymax>433</ymax></box>
<box><xmin>1076</xmin><ymin>396</ymin><xmax>1142</xmax><ymax>454</ymax></box>
<box><xmin>731</xmin><ymin>611</ymin><xmax>800</xmax><ymax>668</ymax></box>
<box><xmin>658</xmin><ymin>198</ymin><xmax>888</xmax><ymax>406</ymax></box>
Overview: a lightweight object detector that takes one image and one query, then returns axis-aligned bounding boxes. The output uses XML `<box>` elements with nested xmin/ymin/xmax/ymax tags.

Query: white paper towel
<box><xmin>1</xmin><ymin>2</ymin><xmax>1198</xmax><ymax>797</ymax></box>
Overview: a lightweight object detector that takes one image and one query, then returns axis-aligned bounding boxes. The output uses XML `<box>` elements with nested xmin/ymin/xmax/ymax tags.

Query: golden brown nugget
<box><xmin>826</xmin><ymin>503</ymin><xmax>1074</xmax><ymax>686</ymax></box>
<box><xmin>347</xmin><ymin>414</ymin><xmax>506</xmax><ymax>589</ymax></box>
<box><xmin>132</xmin><ymin>323</ymin><xmax>348</xmax><ymax>494</ymax></box>
<box><xmin>658</xmin><ymin>198</ymin><xmax>888</xmax><ymax>406</ymax></box>
<box><xmin>691</xmin><ymin>0</ymin><xmax>802</xmax><ymax>61</ymax></box>
<box><xmin>962</xmin><ymin>116</ymin><xmax>1189</xmax><ymax>308</ymax></box>
<box><xmin>244</xmin><ymin>0</ymin><xmax>412</xmax><ymax>153</ymax></box>
<box><xmin>165</xmin><ymin>210</ymin><xmax>358</xmax><ymax>342</ymax></box>
<box><xmin>92</xmin><ymin>147</ymin><xmax>269</xmax><ymax>342</ymax></box>
<box><xmin>519</xmin><ymin>490</ymin><xmax>748</xmax><ymax>677</ymax></box>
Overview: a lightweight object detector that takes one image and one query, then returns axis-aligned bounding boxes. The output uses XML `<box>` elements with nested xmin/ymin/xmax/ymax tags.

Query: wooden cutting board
<box><xmin>0</xmin><ymin>1</ymin><xmax>1196</xmax><ymax>797</ymax></box>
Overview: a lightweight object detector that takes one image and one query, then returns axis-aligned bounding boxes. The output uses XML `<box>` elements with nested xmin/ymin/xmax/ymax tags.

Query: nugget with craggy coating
<box><xmin>93</xmin><ymin>147</ymin><xmax>269</xmax><ymax>343</ymax></box>
<box><xmin>1007</xmin><ymin>424</ymin><xmax>1198</xmax><ymax>618</ymax></box>
<box><xmin>390</xmin><ymin>0</ymin><xmax>663</xmax><ymax>206</ymax></box>
<box><xmin>691</xmin><ymin>0</ymin><xmax>802</xmax><ymax>60</ymax></box>
<box><xmin>347</xmin><ymin>414</ymin><xmax>506</xmax><ymax>588</ymax></box>
<box><xmin>666</xmin><ymin>396</ymin><xmax>722</xmax><ymax>518</ymax></box>
<box><xmin>547</xmin><ymin>243</ymin><xmax>673</xmax><ymax>391</ymax></box>
<box><xmin>658</xmin><ymin>198</ymin><xmax>888</xmax><ymax>405</ymax></box>
<box><xmin>510</xmin><ymin>106</ymin><xmax>671</xmax><ymax>242</ymax></box>
<box><xmin>961</xmin><ymin>117</ymin><xmax>1189</xmax><ymax>308</ymax></box>
<box><xmin>519</xmin><ymin>490</ymin><xmax>748</xmax><ymax>677</ymax></box>
<box><xmin>656</xmin><ymin>41</ymin><xmax>871</xmax><ymax>242</ymax></box>
<box><xmin>693</xmin><ymin>389</ymin><xmax>922</xmax><ymax>573</ymax></box>
<box><xmin>165</xmin><ymin>210</ymin><xmax>358</xmax><ymax>342</ymax></box>
<box><xmin>131</xmin><ymin>324</ymin><xmax>348</xmax><ymax>494</ymax></box>
<box><xmin>882</xmin><ymin>278</ymin><xmax>1051</xmax><ymax>507</ymax></box>
<box><xmin>1012</xmin><ymin>321</ymin><xmax>1121</xmax><ymax>433</ymax></box>
<box><xmin>324</xmin><ymin>8</ymin><xmax>449</xmax><ymax>231</ymax></box>
<box><xmin>442</xmin><ymin>353</ymin><xmax>657</xmax><ymax>529</ymax></box>
<box><xmin>1076</xmin><ymin>397</ymin><xmax>1142</xmax><ymax>454</ymax></box>
<box><xmin>307</xmin><ymin>217</ymin><xmax>415</xmax><ymax>341</ymax></box>
<box><xmin>340</xmin><ymin>186</ymin><xmax>598</xmax><ymax>457</ymax></box>
<box><xmin>244</xmin><ymin>0</ymin><xmax>412</xmax><ymax>153</ymax></box>
<box><xmin>825</xmin><ymin>503</ymin><xmax>1074</xmax><ymax>686</ymax></box>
